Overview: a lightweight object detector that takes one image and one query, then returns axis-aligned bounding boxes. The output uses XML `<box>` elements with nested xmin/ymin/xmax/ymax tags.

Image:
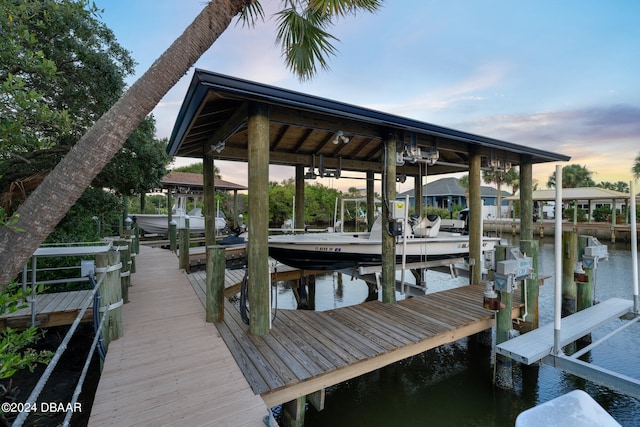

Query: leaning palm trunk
<box><xmin>0</xmin><ymin>0</ymin><xmax>250</xmax><ymax>284</ymax></box>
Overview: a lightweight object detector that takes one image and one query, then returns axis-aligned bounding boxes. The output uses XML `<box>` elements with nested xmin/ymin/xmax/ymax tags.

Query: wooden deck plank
<box><xmin>496</xmin><ymin>298</ymin><xmax>633</xmax><ymax>364</ymax></box>
<box><xmin>89</xmin><ymin>246</ymin><xmax>270</xmax><ymax>426</ymax></box>
<box><xmin>183</xmin><ymin>267</ymin><xmax>529</xmax><ymax>408</ymax></box>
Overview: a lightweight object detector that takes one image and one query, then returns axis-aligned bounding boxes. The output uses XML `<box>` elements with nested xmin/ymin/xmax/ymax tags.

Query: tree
<box><xmin>0</xmin><ymin>0</ymin><xmax>136</xmax><ymax>208</ymax></box>
<box><xmin>0</xmin><ymin>0</ymin><xmax>383</xmax><ymax>283</ymax></box>
<box><xmin>173</xmin><ymin>162</ymin><xmax>222</xmax><ymax>178</ymax></box>
<box><xmin>546</xmin><ymin>164</ymin><xmax>596</xmax><ymax>188</ymax></box>
<box><xmin>597</xmin><ymin>181</ymin><xmax>629</xmax><ymax>193</ymax></box>
<box><xmin>482</xmin><ymin>167</ymin><xmax>518</xmax><ymax>219</ymax></box>
<box><xmin>632</xmin><ymin>152</ymin><xmax>640</xmax><ymax>181</ymax></box>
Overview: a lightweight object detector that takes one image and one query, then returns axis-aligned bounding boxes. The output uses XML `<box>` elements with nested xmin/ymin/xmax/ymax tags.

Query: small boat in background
<box><xmin>131</xmin><ymin>195</ymin><xmax>225</xmax><ymax>236</ymax></box>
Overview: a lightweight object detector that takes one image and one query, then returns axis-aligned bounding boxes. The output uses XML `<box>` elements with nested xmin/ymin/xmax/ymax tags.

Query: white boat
<box><xmin>268</xmin><ymin>214</ymin><xmax>500</xmax><ymax>270</ymax></box>
<box><xmin>131</xmin><ymin>196</ymin><xmax>226</xmax><ymax>235</ymax></box>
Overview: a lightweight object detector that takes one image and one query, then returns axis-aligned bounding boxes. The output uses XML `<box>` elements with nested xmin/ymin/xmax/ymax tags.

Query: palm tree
<box><xmin>547</xmin><ymin>164</ymin><xmax>596</xmax><ymax>188</ymax></box>
<box><xmin>633</xmin><ymin>152</ymin><xmax>640</xmax><ymax>180</ymax></box>
<box><xmin>0</xmin><ymin>0</ymin><xmax>383</xmax><ymax>284</ymax></box>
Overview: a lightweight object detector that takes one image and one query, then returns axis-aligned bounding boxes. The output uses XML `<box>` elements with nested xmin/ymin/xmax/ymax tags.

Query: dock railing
<box><xmin>10</xmin><ymin>240</ymin><xmax>131</xmax><ymax>426</ymax></box>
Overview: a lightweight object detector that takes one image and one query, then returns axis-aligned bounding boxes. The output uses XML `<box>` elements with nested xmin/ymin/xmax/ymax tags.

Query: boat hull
<box><xmin>131</xmin><ymin>214</ymin><xmax>224</xmax><ymax>235</ymax></box>
<box><xmin>268</xmin><ymin>234</ymin><xmax>499</xmax><ymax>270</ymax></box>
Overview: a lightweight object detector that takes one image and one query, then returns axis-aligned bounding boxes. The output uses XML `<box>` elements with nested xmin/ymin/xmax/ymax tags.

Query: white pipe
<box><xmin>630</xmin><ymin>180</ymin><xmax>638</xmax><ymax>313</ymax></box>
<box><xmin>554</xmin><ymin>165</ymin><xmax>563</xmax><ymax>354</ymax></box>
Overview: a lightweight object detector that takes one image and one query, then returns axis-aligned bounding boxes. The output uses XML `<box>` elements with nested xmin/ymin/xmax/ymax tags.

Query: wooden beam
<box><xmin>205</xmin><ymin>101</ymin><xmax>248</xmax><ymax>154</ymax></box>
<box><xmin>307</xmin><ymin>389</ymin><xmax>325</xmax><ymax>411</ymax></box>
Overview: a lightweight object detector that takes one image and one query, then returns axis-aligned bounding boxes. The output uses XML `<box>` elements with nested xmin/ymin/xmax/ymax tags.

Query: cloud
<box><xmin>454</xmin><ymin>104</ymin><xmax>640</xmax><ymax>185</ymax></box>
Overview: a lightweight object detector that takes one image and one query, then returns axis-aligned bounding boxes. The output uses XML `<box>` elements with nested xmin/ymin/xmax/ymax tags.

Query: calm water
<box><xmin>272</xmin><ymin>237</ymin><xmax>640</xmax><ymax>426</ymax></box>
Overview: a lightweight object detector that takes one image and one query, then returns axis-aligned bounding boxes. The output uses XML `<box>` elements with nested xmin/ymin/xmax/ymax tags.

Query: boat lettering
<box><xmin>314</xmin><ymin>247</ymin><xmax>341</xmax><ymax>252</ymax></box>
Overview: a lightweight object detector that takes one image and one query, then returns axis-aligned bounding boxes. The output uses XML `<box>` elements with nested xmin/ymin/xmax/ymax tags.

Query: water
<box><xmin>271</xmin><ymin>237</ymin><xmax>640</xmax><ymax>426</ymax></box>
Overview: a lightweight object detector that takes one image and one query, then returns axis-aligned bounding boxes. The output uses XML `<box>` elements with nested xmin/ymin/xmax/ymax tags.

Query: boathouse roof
<box><xmin>166</xmin><ymin>70</ymin><xmax>570</xmax><ymax>176</ymax></box>
<box><xmin>506</xmin><ymin>187</ymin><xmax>634</xmax><ymax>201</ymax></box>
<box><xmin>161</xmin><ymin>171</ymin><xmax>246</xmax><ymax>193</ymax></box>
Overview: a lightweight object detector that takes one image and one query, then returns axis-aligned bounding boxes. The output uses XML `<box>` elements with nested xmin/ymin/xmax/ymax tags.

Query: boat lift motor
<box><xmin>388</xmin><ymin>201</ymin><xmax>406</xmax><ymax>237</ymax></box>
<box><xmin>494</xmin><ymin>248</ymin><xmax>533</xmax><ymax>293</ymax></box>
<box><xmin>582</xmin><ymin>236</ymin><xmax>608</xmax><ymax>270</ymax></box>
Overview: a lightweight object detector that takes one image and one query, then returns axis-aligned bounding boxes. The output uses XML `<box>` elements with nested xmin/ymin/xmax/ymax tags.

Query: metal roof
<box><xmin>167</xmin><ymin>70</ymin><xmax>570</xmax><ymax>176</ymax></box>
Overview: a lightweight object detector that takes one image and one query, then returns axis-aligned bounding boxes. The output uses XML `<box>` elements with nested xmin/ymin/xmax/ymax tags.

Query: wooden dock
<box><xmin>0</xmin><ymin>289</ymin><xmax>93</xmax><ymax>330</ymax></box>
<box><xmin>89</xmin><ymin>245</ymin><xmax>273</xmax><ymax>426</ymax></box>
<box><xmin>496</xmin><ymin>297</ymin><xmax>634</xmax><ymax>364</ymax></box>
<box><xmin>186</xmin><ymin>271</ymin><xmax>523</xmax><ymax>407</ymax></box>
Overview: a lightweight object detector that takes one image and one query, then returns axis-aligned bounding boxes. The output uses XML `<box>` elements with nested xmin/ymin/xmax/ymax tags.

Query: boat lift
<box><xmin>496</xmin><ymin>168</ymin><xmax>640</xmax><ymax>400</ymax></box>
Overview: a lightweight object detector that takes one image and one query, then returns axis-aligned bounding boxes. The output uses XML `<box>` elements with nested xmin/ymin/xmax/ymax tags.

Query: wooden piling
<box><xmin>169</xmin><ymin>220</ymin><xmax>177</xmax><ymax>252</ymax></box>
<box><xmin>494</xmin><ymin>245</ymin><xmax>513</xmax><ymax>390</ymax></box>
<box><xmin>282</xmin><ymin>396</ymin><xmax>305</xmax><ymax>427</ymax></box>
<box><xmin>381</xmin><ymin>135</ymin><xmax>397</xmax><ymax>304</ymax></box>
<box><xmin>204</xmin><ymin>154</ymin><xmax>217</xmax><ymax>248</ymax></box>
<box><xmin>519</xmin><ymin>156</ymin><xmax>534</xmax><ymax>241</ymax></box>
<box><xmin>95</xmin><ymin>250</ymin><xmax>123</xmax><ymax>350</ymax></box>
<box><xmin>205</xmin><ymin>245</ymin><xmax>225</xmax><ymax>323</ymax></box>
<box><xmin>468</xmin><ymin>146</ymin><xmax>482</xmax><ymax>285</ymax></box>
<box><xmin>179</xmin><ymin>228</ymin><xmax>190</xmax><ymax>272</ymax></box>
<box><xmin>576</xmin><ymin>235</ymin><xmax>594</xmax><ymax>311</ymax></box>
<box><xmin>520</xmin><ymin>240</ymin><xmax>539</xmax><ymax>329</ymax></box>
<box><xmin>247</xmin><ymin>102</ymin><xmax>271</xmax><ymax>335</ymax></box>
<box><xmin>562</xmin><ymin>231</ymin><xmax>578</xmax><ymax>317</ymax></box>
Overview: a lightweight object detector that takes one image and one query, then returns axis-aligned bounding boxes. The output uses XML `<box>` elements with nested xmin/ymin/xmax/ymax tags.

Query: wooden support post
<box><xmin>204</xmin><ymin>154</ymin><xmax>217</xmax><ymax>248</ymax></box>
<box><xmin>494</xmin><ymin>245</ymin><xmax>513</xmax><ymax>390</ymax></box>
<box><xmin>520</xmin><ymin>240</ymin><xmax>539</xmax><ymax>330</ymax></box>
<box><xmin>381</xmin><ymin>135</ymin><xmax>397</xmax><ymax>304</ymax></box>
<box><xmin>611</xmin><ymin>199</ymin><xmax>617</xmax><ymax>242</ymax></box>
<box><xmin>307</xmin><ymin>389</ymin><xmax>325</xmax><ymax>411</ymax></box>
<box><xmin>169</xmin><ymin>220</ymin><xmax>177</xmax><ymax>253</ymax></box>
<box><xmin>469</xmin><ymin>145</ymin><xmax>482</xmax><ymax>285</ymax></box>
<box><xmin>96</xmin><ymin>250</ymin><xmax>123</xmax><ymax>351</ymax></box>
<box><xmin>130</xmin><ymin>224</ymin><xmax>138</xmax><ymax>274</ymax></box>
<box><xmin>562</xmin><ymin>231</ymin><xmax>578</xmax><ymax>317</ymax></box>
<box><xmin>179</xmin><ymin>228</ymin><xmax>190</xmax><ymax>272</ymax></box>
<box><xmin>367</xmin><ymin>171</ymin><xmax>375</xmax><ymax>231</ymax></box>
<box><xmin>206</xmin><ymin>245</ymin><xmax>225</xmax><ymax>323</ymax></box>
<box><xmin>576</xmin><ymin>235</ymin><xmax>594</xmax><ymax>311</ymax></box>
<box><xmin>166</xmin><ymin>188</ymin><xmax>173</xmax><ymax>231</ymax></box>
<box><xmin>248</xmin><ymin>102</ymin><xmax>270</xmax><ymax>335</ymax></box>
<box><xmin>116</xmin><ymin>239</ymin><xmax>130</xmax><ymax>304</ymax></box>
<box><xmin>307</xmin><ymin>274</ymin><xmax>316</xmax><ymax>311</ymax></box>
<box><xmin>519</xmin><ymin>156</ymin><xmax>534</xmax><ymax>241</ymax></box>
<box><xmin>282</xmin><ymin>396</ymin><xmax>306</xmax><ymax>427</ymax></box>
<box><xmin>295</xmin><ymin>165</ymin><xmax>305</xmax><ymax>231</ymax></box>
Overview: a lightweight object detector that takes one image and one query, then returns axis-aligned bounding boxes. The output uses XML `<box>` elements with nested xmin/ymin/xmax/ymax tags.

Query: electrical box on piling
<box><xmin>582</xmin><ymin>236</ymin><xmax>608</xmax><ymax>269</ymax></box>
<box><xmin>495</xmin><ymin>248</ymin><xmax>533</xmax><ymax>293</ymax></box>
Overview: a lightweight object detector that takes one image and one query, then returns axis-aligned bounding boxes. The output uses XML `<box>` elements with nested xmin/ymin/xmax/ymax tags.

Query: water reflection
<box><xmin>271</xmin><ymin>236</ymin><xmax>640</xmax><ymax>426</ymax></box>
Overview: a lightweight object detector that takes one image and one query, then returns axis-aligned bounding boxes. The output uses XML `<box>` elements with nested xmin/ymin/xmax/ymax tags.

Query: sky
<box><xmin>97</xmin><ymin>0</ymin><xmax>640</xmax><ymax>193</ymax></box>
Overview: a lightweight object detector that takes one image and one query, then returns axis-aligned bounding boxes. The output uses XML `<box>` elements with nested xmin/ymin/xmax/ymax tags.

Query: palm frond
<box><xmin>275</xmin><ymin>6</ymin><xmax>338</xmax><ymax>81</ymax></box>
<box><xmin>307</xmin><ymin>0</ymin><xmax>383</xmax><ymax>16</ymax></box>
<box><xmin>237</xmin><ymin>1</ymin><xmax>265</xmax><ymax>28</ymax></box>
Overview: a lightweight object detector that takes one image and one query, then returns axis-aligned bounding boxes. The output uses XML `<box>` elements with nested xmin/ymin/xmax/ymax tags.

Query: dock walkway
<box><xmin>89</xmin><ymin>245</ymin><xmax>271</xmax><ymax>426</ymax></box>
<box><xmin>187</xmin><ymin>271</ymin><xmax>522</xmax><ymax>407</ymax></box>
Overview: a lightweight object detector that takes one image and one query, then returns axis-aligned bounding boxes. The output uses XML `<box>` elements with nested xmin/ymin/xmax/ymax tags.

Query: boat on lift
<box><xmin>268</xmin><ymin>214</ymin><xmax>500</xmax><ymax>270</ymax></box>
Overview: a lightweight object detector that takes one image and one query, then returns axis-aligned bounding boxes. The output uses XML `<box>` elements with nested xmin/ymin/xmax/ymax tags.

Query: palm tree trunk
<box><xmin>0</xmin><ymin>0</ymin><xmax>249</xmax><ymax>284</ymax></box>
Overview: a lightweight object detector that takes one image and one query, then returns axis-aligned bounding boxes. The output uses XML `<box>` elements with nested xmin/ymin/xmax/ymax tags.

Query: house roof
<box><xmin>398</xmin><ymin>177</ymin><xmax>510</xmax><ymax>198</ymax></box>
<box><xmin>505</xmin><ymin>187</ymin><xmax>633</xmax><ymax>201</ymax></box>
<box><xmin>166</xmin><ymin>70</ymin><xmax>570</xmax><ymax>177</ymax></box>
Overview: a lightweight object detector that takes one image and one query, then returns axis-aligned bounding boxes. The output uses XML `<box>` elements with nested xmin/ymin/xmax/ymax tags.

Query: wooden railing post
<box><xmin>205</xmin><ymin>245</ymin><xmax>225</xmax><ymax>323</ymax></box>
<box><xmin>95</xmin><ymin>250</ymin><xmax>123</xmax><ymax>351</ymax></box>
<box><xmin>116</xmin><ymin>239</ymin><xmax>130</xmax><ymax>304</ymax></box>
<box><xmin>179</xmin><ymin>228</ymin><xmax>190</xmax><ymax>272</ymax></box>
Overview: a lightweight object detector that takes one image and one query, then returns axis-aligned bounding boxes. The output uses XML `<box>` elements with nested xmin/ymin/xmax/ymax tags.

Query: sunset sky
<box><xmin>98</xmin><ymin>0</ymin><xmax>640</xmax><ymax>192</ymax></box>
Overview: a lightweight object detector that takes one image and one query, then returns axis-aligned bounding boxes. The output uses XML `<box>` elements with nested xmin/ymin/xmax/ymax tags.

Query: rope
<box><xmin>94</xmin><ymin>262</ymin><xmax>122</xmax><ymax>274</ymax></box>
